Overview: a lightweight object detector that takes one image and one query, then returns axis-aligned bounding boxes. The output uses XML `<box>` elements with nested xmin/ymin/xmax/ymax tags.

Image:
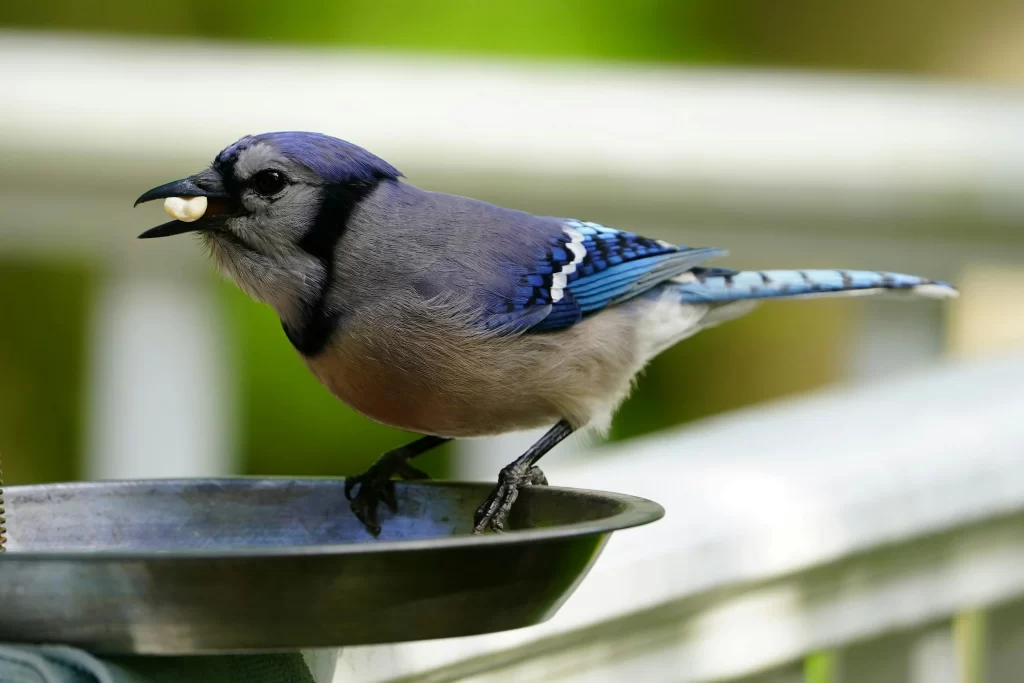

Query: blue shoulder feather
<box><xmin>484</xmin><ymin>219</ymin><xmax>724</xmax><ymax>333</ymax></box>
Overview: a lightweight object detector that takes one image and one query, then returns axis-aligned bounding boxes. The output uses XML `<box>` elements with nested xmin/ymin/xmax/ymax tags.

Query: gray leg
<box><xmin>473</xmin><ymin>420</ymin><xmax>574</xmax><ymax>534</ymax></box>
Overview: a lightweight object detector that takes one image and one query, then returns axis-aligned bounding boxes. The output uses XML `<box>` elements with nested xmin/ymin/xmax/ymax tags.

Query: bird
<box><xmin>135</xmin><ymin>131</ymin><xmax>958</xmax><ymax>535</ymax></box>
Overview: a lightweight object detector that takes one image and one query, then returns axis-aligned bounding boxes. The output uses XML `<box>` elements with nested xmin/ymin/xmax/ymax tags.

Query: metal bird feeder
<box><xmin>0</xmin><ymin>477</ymin><xmax>662</xmax><ymax>654</ymax></box>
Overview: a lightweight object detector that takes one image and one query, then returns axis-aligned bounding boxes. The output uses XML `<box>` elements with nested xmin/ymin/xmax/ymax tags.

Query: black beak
<box><xmin>134</xmin><ymin>170</ymin><xmax>235</xmax><ymax>239</ymax></box>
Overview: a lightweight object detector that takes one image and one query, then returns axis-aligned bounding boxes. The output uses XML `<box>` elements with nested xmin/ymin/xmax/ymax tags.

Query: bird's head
<box><xmin>134</xmin><ymin>131</ymin><xmax>401</xmax><ymax>318</ymax></box>
<box><xmin>135</xmin><ymin>131</ymin><xmax>400</xmax><ymax>248</ymax></box>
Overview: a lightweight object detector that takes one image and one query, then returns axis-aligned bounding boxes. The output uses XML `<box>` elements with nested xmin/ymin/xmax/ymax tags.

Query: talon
<box><xmin>378</xmin><ymin>479</ymin><xmax>398</xmax><ymax>512</ymax></box>
<box><xmin>343</xmin><ymin>476</ymin><xmax>359</xmax><ymax>501</ymax></box>
<box><xmin>347</xmin><ymin>474</ymin><xmax>389</xmax><ymax>536</ymax></box>
<box><xmin>364</xmin><ymin>517</ymin><xmax>381</xmax><ymax>537</ymax></box>
<box><xmin>395</xmin><ymin>461</ymin><xmax>430</xmax><ymax>480</ymax></box>
<box><xmin>472</xmin><ymin>487</ymin><xmax>502</xmax><ymax>533</ymax></box>
<box><xmin>473</xmin><ymin>464</ymin><xmax>550</xmax><ymax>533</ymax></box>
<box><xmin>526</xmin><ymin>466</ymin><xmax>548</xmax><ymax>486</ymax></box>
<box><xmin>469</xmin><ymin>421</ymin><xmax>572</xmax><ymax>532</ymax></box>
<box><xmin>343</xmin><ymin>439</ymin><xmax>447</xmax><ymax>535</ymax></box>
<box><xmin>349</xmin><ymin>491</ymin><xmax>382</xmax><ymax>536</ymax></box>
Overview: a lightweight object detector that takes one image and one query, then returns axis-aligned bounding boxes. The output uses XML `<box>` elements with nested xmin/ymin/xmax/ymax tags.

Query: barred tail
<box><xmin>673</xmin><ymin>268</ymin><xmax>958</xmax><ymax>303</ymax></box>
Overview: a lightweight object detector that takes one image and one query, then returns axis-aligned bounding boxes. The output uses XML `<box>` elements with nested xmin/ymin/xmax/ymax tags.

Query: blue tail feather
<box><xmin>673</xmin><ymin>268</ymin><xmax>958</xmax><ymax>303</ymax></box>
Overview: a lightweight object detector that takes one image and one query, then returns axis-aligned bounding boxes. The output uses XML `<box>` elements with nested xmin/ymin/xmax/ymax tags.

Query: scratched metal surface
<box><xmin>0</xmin><ymin>478</ymin><xmax>661</xmax><ymax>653</ymax></box>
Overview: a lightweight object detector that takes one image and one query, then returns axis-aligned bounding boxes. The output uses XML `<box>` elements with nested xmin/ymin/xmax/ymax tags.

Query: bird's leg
<box><xmin>473</xmin><ymin>420</ymin><xmax>574</xmax><ymax>534</ymax></box>
<box><xmin>346</xmin><ymin>435</ymin><xmax>451</xmax><ymax>535</ymax></box>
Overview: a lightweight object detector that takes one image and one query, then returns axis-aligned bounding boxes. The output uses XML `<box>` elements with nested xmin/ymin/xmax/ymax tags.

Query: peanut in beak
<box><xmin>163</xmin><ymin>196</ymin><xmax>208</xmax><ymax>222</ymax></box>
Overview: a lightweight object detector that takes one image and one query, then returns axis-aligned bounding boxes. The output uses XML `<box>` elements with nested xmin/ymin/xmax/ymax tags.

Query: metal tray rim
<box><xmin>0</xmin><ymin>477</ymin><xmax>665</xmax><ymax>560</ymax></box>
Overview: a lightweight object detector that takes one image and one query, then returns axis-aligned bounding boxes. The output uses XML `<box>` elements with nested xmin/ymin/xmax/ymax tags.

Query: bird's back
<box><xmin>334</xmin><ymin>179</ymin><xmax>566</xmax><ymax>317</ymax></box>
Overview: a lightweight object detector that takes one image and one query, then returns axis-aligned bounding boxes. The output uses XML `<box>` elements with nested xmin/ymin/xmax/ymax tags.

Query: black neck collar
<box><xmin>283</xmin><ymin>180</ymin><xmax>380</xmax><ymax>356</ymax></box>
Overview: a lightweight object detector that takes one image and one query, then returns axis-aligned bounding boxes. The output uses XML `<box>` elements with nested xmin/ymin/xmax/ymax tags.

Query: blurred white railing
<box><xmin>334</xmin><ymin>353</ymin><xmax>1024</xmax><ymax>682</ymax></box>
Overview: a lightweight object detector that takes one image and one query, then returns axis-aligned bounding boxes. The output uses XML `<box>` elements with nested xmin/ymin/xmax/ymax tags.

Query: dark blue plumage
<box><xmin>214</xmin><ymin>131</ymin><xmax>402</xmax><ymax>185</ymax></box>
<box><xmin>482</xmin><ymin>218</ymin><xmax>724</xmax><ymax>332</ymax></box>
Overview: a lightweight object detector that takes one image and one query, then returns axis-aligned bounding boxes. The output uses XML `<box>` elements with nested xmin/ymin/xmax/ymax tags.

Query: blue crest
<box><xmin>214</xmin><ymin>131</ymin><xmax>402</xmax><ymax>185</ymax></box>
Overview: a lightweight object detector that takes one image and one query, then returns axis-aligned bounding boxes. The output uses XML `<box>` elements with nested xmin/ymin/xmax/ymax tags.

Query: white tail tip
<box><xmin>912</xmin><ymin>283</ymin><xmax>959</xmax><ymax>299</ymax></box>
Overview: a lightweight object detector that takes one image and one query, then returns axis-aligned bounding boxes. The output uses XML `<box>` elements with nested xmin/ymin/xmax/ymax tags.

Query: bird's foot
<box><xmin>345</xmin><ymin>450</ymin><xmax>430</xmax><ymax>536</ymax></box>
<box><xmin>473</xmin><ymin>465</ymin><xmax>548</xmax><ymax>534</ymax></box>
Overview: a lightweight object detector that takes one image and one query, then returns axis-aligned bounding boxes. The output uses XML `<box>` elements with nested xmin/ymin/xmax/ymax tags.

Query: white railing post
<box><xmin>910</xmin><ymin>627</ymin><xmax>958</xmax><ymax>683</ymax></box>
<box><xmin>84</xmin><ymin>267</ymin><xmax>235</xmax><ymax>480</ymax></box>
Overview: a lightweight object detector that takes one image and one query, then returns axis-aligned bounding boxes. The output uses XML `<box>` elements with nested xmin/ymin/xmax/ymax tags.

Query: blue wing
<box><xmin>484</xmin><ymin>219</ymin><xmax>724</xmax><ymax>333</ymax></box>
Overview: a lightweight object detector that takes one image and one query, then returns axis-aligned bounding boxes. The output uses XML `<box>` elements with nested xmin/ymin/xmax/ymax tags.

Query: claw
<box><xmin>345</xmin><ymin>452</ymin><xmax>434</xmax><ymax>535</ymax></box>
<box><xmin>349</xmin><ymin>484</ymin><xmax>382</xmax><ymax>536</ymax></box>
<box><xmin>395</xmin><ymin>461</ymin><xmax>430</xmax><ymax>480</ymax></box>
<box><xmin>345</xmin><ymin>470</ymin><xmax>395</xmax><ymax>536</ymax></box>
<box><xmin>362</xmin><ymin>509</ymin><xmax>381</xmax><ymax>537</ymax></box>
<box><xmin>343</xmin><ymin>477</ymin><xmax>359</xmax><ymax>501</ymax></box>
<box><xmin>378</xmin><ymin>479</ymin><xmax>398</xmax><ymax>512</ymax></box>
<box><xmin>341</xmin><ymin>435</ymin><xmax>450</xmax><ymax>536</ymax></box>
<box><xmin>473</xmin><ymin>466</ymin><xmax>547</xmax><ymax>534</ymax></box>
<box><xmin>525</xmin><ymin>466</ymin><xmax>547</xmax><ymax>486</ymax></box>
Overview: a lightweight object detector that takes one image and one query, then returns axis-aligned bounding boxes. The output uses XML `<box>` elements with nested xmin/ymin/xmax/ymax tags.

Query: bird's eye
<box><xmin>251</xmin><ymin>169</ymin><xmax>287</xmax><ymax>197</ymax></box>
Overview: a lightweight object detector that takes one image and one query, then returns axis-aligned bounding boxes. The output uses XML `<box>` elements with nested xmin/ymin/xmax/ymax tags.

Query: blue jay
<box><xmin>135</xmin><ymin>131</ymin><xmax>957</xmax><ymax>535</ymax></box>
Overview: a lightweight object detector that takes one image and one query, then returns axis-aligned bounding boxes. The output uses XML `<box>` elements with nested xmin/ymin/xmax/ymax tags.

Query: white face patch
<box><xmin>164</xmin><ymin>196</ymin><xmax>208</xmax><ymax>222</ymax></box>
